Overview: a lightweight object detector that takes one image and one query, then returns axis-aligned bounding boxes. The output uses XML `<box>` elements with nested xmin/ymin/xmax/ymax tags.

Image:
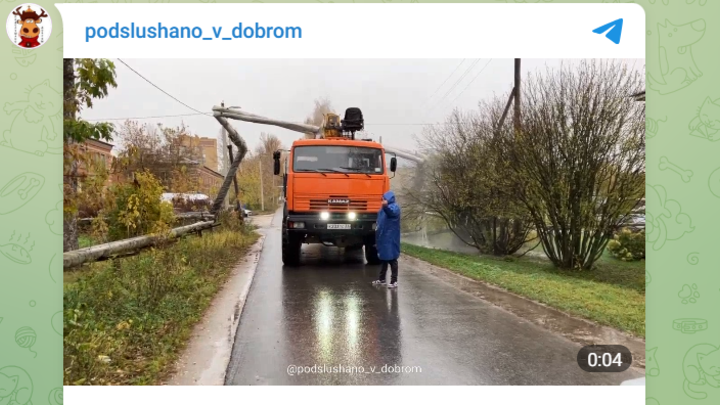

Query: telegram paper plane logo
<box><xmin>593</xmin><ymin>18</ymin><xmax>623</xmax><ymax>44</ymax></box>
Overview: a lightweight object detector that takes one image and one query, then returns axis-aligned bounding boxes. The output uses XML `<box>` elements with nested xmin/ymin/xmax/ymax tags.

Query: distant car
<box><xmin>243</xmin><ymin>209</ymin><xmax>253</xmax><ymax>217</ymax></box>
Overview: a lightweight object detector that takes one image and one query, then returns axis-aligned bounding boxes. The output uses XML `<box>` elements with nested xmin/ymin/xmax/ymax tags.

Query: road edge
<box><xmin>400</xmin><ymin>253</ymin><xmax>647</xmax><ymax>370</ymax></box>
<box><xmin>164</xmin><ymin>230</ymin><xmax>267</xmax><ymax>385</ymax></box>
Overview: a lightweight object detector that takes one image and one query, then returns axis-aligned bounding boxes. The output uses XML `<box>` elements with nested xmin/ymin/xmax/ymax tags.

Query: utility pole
<box><xmin>513</xmin><ymin>58</ymin><xmax>521</xmax><ymax>133</ymax></box>
<box><xmin>259</xmin><ymin>159</ymin><xmax>264</xmax><ymax>212</ymax></box>
<box><xmin>227</xmin><ymin>145</ymin><xmax>241</xmax><ymax>214</ymax></box>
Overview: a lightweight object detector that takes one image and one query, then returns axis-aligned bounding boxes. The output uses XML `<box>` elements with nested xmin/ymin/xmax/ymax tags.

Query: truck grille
<box><xmin>309</xmin><ymin>195</ymin><xmax>368</xmax><ymax>211</ymax></box>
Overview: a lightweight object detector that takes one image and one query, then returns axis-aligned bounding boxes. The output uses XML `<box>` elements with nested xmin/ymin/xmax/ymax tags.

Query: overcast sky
<box><xmin>83</xmin><ymin>58</ymin><xmax>644</xmax><ymax>157</ymax></box>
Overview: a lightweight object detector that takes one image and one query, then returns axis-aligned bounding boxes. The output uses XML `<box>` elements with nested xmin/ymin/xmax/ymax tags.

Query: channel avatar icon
<box><xmin>6</xmin><ymin>4</ymin><xmax>52</xmax><ymax>49</ymax></box>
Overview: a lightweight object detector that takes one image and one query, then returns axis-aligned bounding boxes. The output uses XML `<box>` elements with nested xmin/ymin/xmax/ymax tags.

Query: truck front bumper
<box><xmin>285</xmin><ymin>212</ymin><xmax>377</xmax><ymax>237</ymax></box>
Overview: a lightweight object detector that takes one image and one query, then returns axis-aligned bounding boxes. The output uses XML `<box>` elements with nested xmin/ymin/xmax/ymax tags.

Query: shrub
<box><xmin>106</xmin><ymin>171</ymin><xmax>176</xmax><ymax>240</ymax></box>
<box><xmin>607</xmin><ymin>228</ymin><xmax>645</xmax><ymax>261</ymax></box>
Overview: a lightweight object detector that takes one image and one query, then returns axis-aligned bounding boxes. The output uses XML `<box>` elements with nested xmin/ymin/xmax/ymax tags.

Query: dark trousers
<box><xmin>378</xmin><ymin>259</ymin><xmax>399</xmax><ymax>283</ymax></box>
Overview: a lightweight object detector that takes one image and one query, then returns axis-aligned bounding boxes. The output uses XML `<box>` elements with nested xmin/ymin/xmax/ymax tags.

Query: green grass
<box><xmin>63</xmin><ymin>220</ymin><xmax>259</xmax><ymax>385</ymax></box>
<box><xmin>401</xmin><ymin>243</ymin><xmax>645</xmax><ymax>337</ymax></box>
<box><xmin>78</xmin><ymin>234</ymin><xmax>98</xmax><ymax>248</ymax></box>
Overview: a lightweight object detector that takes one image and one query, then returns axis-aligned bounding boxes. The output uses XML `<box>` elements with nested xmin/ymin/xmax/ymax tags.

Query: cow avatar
<box><xmin>13</xmin><ymin>6</ymin><xmax>48</xmax><ymax>49</ymax></box>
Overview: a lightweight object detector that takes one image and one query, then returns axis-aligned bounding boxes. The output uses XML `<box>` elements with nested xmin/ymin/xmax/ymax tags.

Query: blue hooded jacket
<box><xmin>376</xmin><ymin>191</ymin><xmax>401</xmax><ymax>260</ymax></box>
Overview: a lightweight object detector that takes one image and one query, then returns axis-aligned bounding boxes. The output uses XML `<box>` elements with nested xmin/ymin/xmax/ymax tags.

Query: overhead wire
<box><xmin>445</xmin><ymin>59</ymin><xmax>494</xmax><ymax>107</ymax></box>
<box><xmin>419</xmin><ymin>59</ymin><xmax>466</xmax><ymax>108</ymax></box>
<box><xmin>425</xmin><ymin>58</ymin><xmax>482</xmax><ymax>115</ymax></box>
<box><xmin>116</xmin><ymin>58</ymin><xmax>210</xmax><ymax>116</ymax></box>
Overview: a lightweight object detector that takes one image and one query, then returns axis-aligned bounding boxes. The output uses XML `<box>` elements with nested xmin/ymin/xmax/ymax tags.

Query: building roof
<box><xmin>85</xmin><ymin>138</ymin><xmax>115</xmax><ymax>149</ymax></box>
<box><xmin>161</xmin><ymin>193</ymin><xmax>211</xmax><ymax>202</ymax></box>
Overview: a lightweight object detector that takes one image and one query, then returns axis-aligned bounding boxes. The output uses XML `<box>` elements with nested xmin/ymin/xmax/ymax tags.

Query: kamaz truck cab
<box><xmin>273</xmin><ymin>107</ymin><xmax>397</xmax><ymax>266</ymax></box>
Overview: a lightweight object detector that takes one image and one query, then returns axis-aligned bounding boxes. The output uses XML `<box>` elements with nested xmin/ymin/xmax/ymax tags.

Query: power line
<box><xmin>420</xmin><ymin>59</ymin><xmax>466</xmax><ymax>108</ymax></box>
<box><xmin>116</xmin><ymin>58</ymin><xmax>209</xmax><ymax>116</ymax></box>
<box><xmin>445</xmin><ymin>59</ymin><xmax>494</xmax><ymax>107</ymax></box>
<box><xmin>426</xmin><ymin>59</ymin><xmax>482</xmax><ymax>115</ymax></box>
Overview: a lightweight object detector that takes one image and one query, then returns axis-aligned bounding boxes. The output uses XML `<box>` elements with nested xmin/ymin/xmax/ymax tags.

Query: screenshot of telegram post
<box><xmin>48</xmin><ymin>2</ymin><xmax>646</xmax><ymax>404</ymax></box>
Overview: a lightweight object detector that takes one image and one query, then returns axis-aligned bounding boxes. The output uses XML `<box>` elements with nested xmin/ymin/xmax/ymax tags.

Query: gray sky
<box><xmin>84</xmin><ymin>58</ymin><xmax>644</xmax><ymax>156</ymax></box>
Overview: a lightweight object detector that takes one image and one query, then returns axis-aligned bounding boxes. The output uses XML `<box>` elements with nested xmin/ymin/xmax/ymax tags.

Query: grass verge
<box><xmin>401</xmin><ymin>243</ymin><xmax>645</xmax><ymax>338</ymax></box>
<box><xmin>63</xmin><ymin>219</ymin><xmax>259</xmax><ymax>385</ymax></box>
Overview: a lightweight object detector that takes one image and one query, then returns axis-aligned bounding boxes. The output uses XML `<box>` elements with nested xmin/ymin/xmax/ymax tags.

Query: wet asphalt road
<box><xmin>225</xmin><ymin>210</ymin><xmax>642</xmax><ymax>385</ymax></box>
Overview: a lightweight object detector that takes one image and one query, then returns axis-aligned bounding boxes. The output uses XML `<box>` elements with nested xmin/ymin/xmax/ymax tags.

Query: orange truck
<box><xmin>272</xmin><ymin>107</ymin><xmax>397</xmax><ymax>266</ymax></box>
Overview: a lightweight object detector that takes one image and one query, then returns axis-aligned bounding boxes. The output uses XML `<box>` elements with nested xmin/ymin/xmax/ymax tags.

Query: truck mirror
<box><xmin>273</xmin><ymin>151</ymin><xmax>281</xmax><ymax>175</ymax></box>
<box><xmin>390</xmin><ymin>157</ymin><xmax>397</xmax><ymax>172</ymax></box>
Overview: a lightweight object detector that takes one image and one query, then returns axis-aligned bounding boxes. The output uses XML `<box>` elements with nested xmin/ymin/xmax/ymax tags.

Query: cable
<box><xmin>425</xmin><ymin>59</ymin><xmax>482</xmax><ymax>115</ymax></box>
<box><xmin>116</xmin><ymin>58</ymin><xmax>210</xmax><ymax>116</ymax></box>
<box><xmin>445</xmin><ymin>59</ymin><xmax>494</xmax><ymax>107</ymax></box>
<box><xmin>420</xmin><ymin>59</ymin><xmax>466</xmax><ymax>108</ymax></box>
<box><xmin>86</xmin><ymin>112</ymin><xmax>211</xmax><ymax>122</ymax></box>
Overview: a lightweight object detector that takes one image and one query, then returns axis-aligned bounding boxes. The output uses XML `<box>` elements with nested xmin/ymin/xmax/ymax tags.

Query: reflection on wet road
<box><xmin>225</xmin><ymin>210</ymin><xmax>642</xmax><ymax>385</ymax></box>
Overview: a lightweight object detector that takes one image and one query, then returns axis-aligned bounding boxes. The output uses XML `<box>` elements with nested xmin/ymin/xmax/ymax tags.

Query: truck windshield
<box><xmin>293</xmin><ymin>146</ymin><xmax>384</xmax><ymax>174</ymax></box>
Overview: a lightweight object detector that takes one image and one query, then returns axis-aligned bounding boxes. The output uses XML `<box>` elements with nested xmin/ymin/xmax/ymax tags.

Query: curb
<box><xmin>220</xmin><ymin>232</ymin><xmax>266</xmax><ymax>384</ymax></box>
<box><xmin>165</xmin><ymin>231</ymin><xmax>266</xmax><ymax>386</ymax></box>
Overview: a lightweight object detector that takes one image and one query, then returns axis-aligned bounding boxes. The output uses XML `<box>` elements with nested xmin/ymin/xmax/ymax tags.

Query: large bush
<box><xmin>403</xmin><ymin>109</ymin><xmax>534</xmax><ymax>256</ymax></box>
<box><xmin>506</xmin><ymin>60</ymin><xmax>645</xmax><ymax>269</ymax></box>
<box><xmin>607</xmin><ymin>228</ymin><xmax>645</xmax><ymax>261</ymax></box>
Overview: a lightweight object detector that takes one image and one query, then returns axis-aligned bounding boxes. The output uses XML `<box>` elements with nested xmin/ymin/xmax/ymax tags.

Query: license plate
<box><xmin>327</xmin><ymin>224</ymin><xmax>351</xmax><ymax>230</ymax></box>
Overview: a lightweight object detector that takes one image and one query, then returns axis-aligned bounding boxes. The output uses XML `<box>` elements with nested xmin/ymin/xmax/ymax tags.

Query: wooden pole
<box><xmin>211</xmin><ymin>116</ymin><xmax>248</xmax><ymax>216</ymax></box>
<box><xmin>228</xmin><ymin>144</ymin><xmax>241</xmax><ymax>213</ymax></box>
<box><xmin>259</xmin><ymin>159</ymin><xmax>264</xmax><ymax>212</ymax></box>
<box><xmin>497</xmin><ymin>87</ymin><xmax>515</xmax><ymax>131</ymax></box>
<box><xmin>513</xmin><ymin>58</ymin><xmax>521</xmax><ymax>132</ymax></box>
<box><xmin>63</xmin><ymin>220</ymin><xmax>215</xmax><ymax>268</ymax></box>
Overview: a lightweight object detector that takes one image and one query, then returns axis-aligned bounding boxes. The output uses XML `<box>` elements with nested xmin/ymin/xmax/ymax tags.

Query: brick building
<box><xmin>175</xmin><ymin>134</ymin><xmax>224</xmax><ymax>196</ymax></box>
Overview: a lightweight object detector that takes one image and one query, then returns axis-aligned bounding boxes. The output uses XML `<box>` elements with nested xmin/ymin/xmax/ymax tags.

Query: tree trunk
<box><xmin>63</xmin><ymin>58</ymin><xmax>79</xmax><ymax>252</ymax></box>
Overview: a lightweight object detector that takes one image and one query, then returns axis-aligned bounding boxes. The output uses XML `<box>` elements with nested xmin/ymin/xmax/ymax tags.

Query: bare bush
<box><xmin>506</xmin><ymin>59</ymin><xmax>645</xmax><ymax>269</ymax></box>
<box><xmin>405</xmin><ymin>103</ymin><xmax>534</xmax><ymax>256</ymax></box>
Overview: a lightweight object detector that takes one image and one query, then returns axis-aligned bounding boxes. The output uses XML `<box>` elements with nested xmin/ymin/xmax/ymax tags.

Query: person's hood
<box><xmin>383</xmin><ymin>191</ymin><xmax>396</xmax><ymax>204</ymax></box>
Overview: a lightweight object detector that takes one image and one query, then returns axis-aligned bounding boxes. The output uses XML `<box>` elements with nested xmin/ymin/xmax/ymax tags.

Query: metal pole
<box><xmin>259</xmin><ymin>159</ymin><xmax>264</xmax><ymax>212</ymax></box>
<box><xmin>513</xmin><ymin>58</ymin><xmax>521</xmax><ymax>132</ymax></box>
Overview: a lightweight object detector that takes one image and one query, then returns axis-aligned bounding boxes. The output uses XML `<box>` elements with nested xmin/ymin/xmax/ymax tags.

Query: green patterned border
<box><xmin>0</xmin><ymin>0</ymin><xmax>715</xmax><ymax>401</ymax></box>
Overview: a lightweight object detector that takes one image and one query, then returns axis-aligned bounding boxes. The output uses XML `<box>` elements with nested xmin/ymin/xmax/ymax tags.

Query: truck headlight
<box><xmin>320</xmin><ymin>212</ymin><xmax>330</xmax><ymax>220</ymax></box>
<box><xmin>347</xmin><ymin>212</ymin><xmax>356</xmax><ymax>220</ymax></box>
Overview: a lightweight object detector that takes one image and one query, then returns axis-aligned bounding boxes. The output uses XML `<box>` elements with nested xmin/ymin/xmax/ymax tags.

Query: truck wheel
<box><xmin>282</xmin><ymin>233</ymin><xmax>302</xmax><ymax>266</ymax></box>
<box><xmin>364</xmin><ymin>242</ymin><xmax>381</xmax><ymax>265</ymax></box>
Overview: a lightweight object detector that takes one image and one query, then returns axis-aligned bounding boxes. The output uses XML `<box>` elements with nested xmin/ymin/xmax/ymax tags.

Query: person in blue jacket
<box><xmin>372</xmin><ymin>190</ymin><xmax>401</xmax><ymax>288</ymax></box>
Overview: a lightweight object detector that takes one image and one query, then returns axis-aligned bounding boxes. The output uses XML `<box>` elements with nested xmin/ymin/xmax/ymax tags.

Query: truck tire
<box><xmin>282</xmin><ymin>232</ymin><xmax>302</xmax><ymax>267</ymax></box>
<box><xmin>364</xmin><ymin>242</ymin><xmax>381</xmax><ymax>265</ymax></box>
